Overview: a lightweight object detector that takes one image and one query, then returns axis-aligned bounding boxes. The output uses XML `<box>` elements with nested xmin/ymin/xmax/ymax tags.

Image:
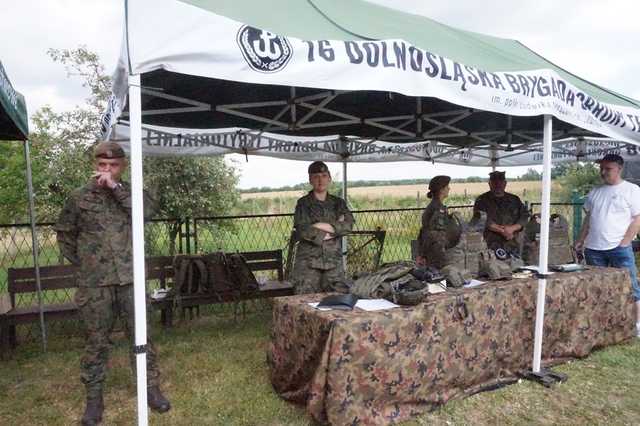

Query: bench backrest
<box><xmin>5</xmin><ymin>249</ymin><xmax>284</xmax><ymax>301</ymax></box>
<box><xmin>240</xmin><ymin>250</ymin><xmax>284</xmax><ymax>281</ymax></box>
<box><xmin>146</xmin><ymin>255</ymin><xmax>175</xmax><ymax>288</ymax></box>
<box><xmin>145</xmin><ymin>250</ymin><xmax>284</xmax><ymax>285</ymax></box>
<box><xmin>7</xmin><ymin>264</ymin><xmax>78</xmax><ymax>308</ymax></box>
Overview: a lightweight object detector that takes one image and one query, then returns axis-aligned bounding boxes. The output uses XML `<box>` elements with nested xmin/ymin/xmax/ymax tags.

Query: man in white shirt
<box><xmin>575</xmin><ymin>154</ymin><xmax>640</xmax><ymax>337</ymax></box>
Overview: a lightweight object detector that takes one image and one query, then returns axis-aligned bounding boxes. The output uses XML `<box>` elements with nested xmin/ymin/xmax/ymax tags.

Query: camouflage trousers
<box><xmin>74</xmin><ymin>284</ymin><xmax>161</xmax><ymax>398</ymax></box>
<box><xmin>292</xmin><ymin>258</ymin><xmax>348</xmax><ymax>294</ymax></box>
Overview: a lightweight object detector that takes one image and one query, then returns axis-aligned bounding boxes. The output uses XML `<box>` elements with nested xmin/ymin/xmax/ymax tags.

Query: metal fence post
<box><xmin>185</xmin><ymin>218</ymin><xmax>191</xmax><ymax>254</ymax></box>
<box><xmin>571</xmin><ymin>190</ymin><xmax>584</xmax><ymax>243</ymax></box>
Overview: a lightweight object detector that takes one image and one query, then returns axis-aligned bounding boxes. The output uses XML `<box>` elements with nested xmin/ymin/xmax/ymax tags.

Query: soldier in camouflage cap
<box><xmin>291</xmin><ymin>161</ymin><xmax>354</xmax><ymax>294</ymax></box>
<box><xmin>55</xmin><ymin>140</ymin><xmax>170</xmax><ymax>425</ymax></box>
<box><xmin>472</xmin><ymin>170</ymin><xmax>528</xmax><ymax>254</ymax></box>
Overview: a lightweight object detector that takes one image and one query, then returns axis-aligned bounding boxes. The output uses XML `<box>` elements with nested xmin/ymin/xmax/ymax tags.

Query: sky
<box><xmin>2</xmin><ymin>0</ymin><xmax>639</xmax><ymax>189</ymax></box>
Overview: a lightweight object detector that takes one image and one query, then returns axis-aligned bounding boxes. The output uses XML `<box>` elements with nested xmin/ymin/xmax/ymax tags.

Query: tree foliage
<box><xmin>518</xmin><ymin>168</ymin><xmax>542</xmax><ymax>181</ymax></box>
<box><xmin>0</xmin><ymin>46</ymin><xmax>239</xmax><ymax>231</ymax></box>
<box><xmin>558</xmin><ymin>162</ymin><xmax>600</xmax><ymax>200</ymax></box>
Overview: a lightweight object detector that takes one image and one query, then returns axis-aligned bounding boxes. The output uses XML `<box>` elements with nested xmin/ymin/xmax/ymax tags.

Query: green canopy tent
<box><xmin>0</xmin><ymin>60</ymin><xmax>47</xmax><ymax>351</ymax></box>
<box><xmin>102</xmin><ymin>1</ymin><xmax>640</xmax><ymax>422</ymax></box>
<box><xmin>0</xmin><ymin>61</ymin><xmax>28</xmax><ymax>140</ymax></box>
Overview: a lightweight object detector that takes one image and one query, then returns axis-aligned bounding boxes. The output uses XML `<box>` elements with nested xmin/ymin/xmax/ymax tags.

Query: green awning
<box><xmin>0</xmin><ymin>61</ymin><xmax>29</xmax><ymax>140</ymax></box>
<box><xmin>182</xmin><ymin>0</ymin><xmax>639</xmax><ymax>108</ymax></box>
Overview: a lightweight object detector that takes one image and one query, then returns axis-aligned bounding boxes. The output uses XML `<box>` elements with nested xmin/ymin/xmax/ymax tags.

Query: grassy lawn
<box><xmin>1</xmin><ymin>307</ymin><xmax>639</xmax><ymax>425</ymax></box>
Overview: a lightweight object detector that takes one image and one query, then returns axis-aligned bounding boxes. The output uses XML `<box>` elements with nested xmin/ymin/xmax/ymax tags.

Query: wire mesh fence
<box><xmin>0</xmin><ymin>202</ymin><xmax>584</xmax><ymax>346</ymax></box>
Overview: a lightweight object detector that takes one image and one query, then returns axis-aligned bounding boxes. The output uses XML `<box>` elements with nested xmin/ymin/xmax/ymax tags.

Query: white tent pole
<box><xmin>23</xmin><ymin>139</ymin><xmax>47</xmax><ymax>352</ymax></box>
<box><xmin>128</xmin><ymin>73</ymin><xmax>149</xmax><ymax>426</ymax></box>
<box><xmin>342</xmin><ymin>161</ymin><xmax>347</xmax><ymax>201</ymax></box>
<box><xmin>341</xmin><ymin>153</ymin><xmax>348</xmax><ymax>271</ymax></box>
<box><xmin>532</xmin><ymin>114</ymin><xmax>553</xmax><ymax>373</ymax></box>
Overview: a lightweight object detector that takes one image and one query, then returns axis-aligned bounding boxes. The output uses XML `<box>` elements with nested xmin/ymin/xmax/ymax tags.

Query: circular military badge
<box><xmin>494</xmin><ymin>247</ymin><xmax>510</xmax><ymax>260</ymax></box>
<box><xmin>236</xmin><ymin>25</ymin><xmax>293</xmax><ymax>73</ymax></box>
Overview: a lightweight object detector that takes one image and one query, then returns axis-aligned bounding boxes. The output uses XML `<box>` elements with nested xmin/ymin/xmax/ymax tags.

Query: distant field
<box><xmin>241</xmin><ymin>180</ymin><xmax>558</xmax><ymax>200</ymax></box>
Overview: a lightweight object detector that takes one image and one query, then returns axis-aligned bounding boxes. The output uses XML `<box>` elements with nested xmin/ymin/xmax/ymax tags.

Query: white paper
<box><xmin>427</xmin><ymin>283</ymin><xmax>447</xmax><ymax>294</ymax></box>
<box><xmin>355</xmin><ymin>299</ymin><xmax>400</xmax><ymax>311</ymax></box>
<box><xmin>308</xmin><ymin>299</ymin><xmax>400</xmax><ymax>311</ymax></box>
<box><xmin>463</xmin><ymin>279</ymin><xmax>486</xmax><ymax>288</ymax></box>
<box><xmin>308</xmin><ymin>302</ymin><xmax>333</xmax><ymax>311</ymax></box>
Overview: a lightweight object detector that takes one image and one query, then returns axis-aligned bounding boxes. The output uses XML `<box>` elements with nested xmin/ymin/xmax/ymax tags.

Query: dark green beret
<box><xmin>308</xmin><ymin>161</ymin><xmax>329</xmax><ymax>174</ymax></box>
<box><xmin>489</xmin><ymin>171</ymin><xmax>506</xmax><ymax>180</ymax></box>
<box><xmin>94</xmin><ymin>141</ymin><xmax>125</xmax><ymax>159</ymax></box>
<box><xmin>427</xmin><ymin>175</ymin><xmax>451</xmax><ymax>198</ymax></box>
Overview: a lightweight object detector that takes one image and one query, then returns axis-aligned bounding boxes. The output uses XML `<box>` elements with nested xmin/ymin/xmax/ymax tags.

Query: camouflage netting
<box><xmin>268</xmin><ymin>267</ymin><xmax>634</xmax><ymax>425</ymax></box>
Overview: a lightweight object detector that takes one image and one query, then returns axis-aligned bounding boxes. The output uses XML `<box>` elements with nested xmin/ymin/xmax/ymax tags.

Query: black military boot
<box><xmin>81</xmin><ymin>393</ymin><xmax>104</xmax><ymax>426</ymax></box>
<box><xmin>147</xmin><ymin>386</ymin><xmax>171</xmax><ymax>413</ymax></box>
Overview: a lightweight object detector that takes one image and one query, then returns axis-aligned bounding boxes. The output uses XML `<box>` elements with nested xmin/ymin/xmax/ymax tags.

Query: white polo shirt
<box><xmin>584</xmin><ymin>180</ymin><xmax>640</xmax><ymax>250</ymax></box>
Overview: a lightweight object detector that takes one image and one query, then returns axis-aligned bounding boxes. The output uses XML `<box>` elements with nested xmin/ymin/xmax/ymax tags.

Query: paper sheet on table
<box><xmin>308</xmin><ymin>299</ymin><xmax>399</xmax><ymax>311</ymax></box>
<box><xmin>308</xmin><ymin>302</ymin><xmax>332</xmax><ymax>311</ymax></box>
<box><xmin>463</xmin><ymin>279</ymin><xmax>485</xmax><ymax>288</ymax></box>
<box><xmin>355</xmin><ymin>299</ymin><xmax>400</xmax><ymax>311</ymax></box>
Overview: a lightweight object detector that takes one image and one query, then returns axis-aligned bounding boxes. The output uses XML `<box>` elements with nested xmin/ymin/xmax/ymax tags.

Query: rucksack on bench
<box><xmin>173</xmin><ymin>252</ymin><xmax>259</xmax><ymax>299</ymax></box>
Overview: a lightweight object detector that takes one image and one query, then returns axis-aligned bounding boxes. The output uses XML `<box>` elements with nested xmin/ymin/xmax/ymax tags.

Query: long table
<box><xmin>267</xmin><ymin>267</ymin><xmax>635</xmax><ymax>425</ymax></box>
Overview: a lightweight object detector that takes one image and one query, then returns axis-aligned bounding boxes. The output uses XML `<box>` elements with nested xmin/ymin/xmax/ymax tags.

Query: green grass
<box><xmin>1</xmin><ymin>308</ymin><xmax>639</xmax><ymax>425</ymax></box>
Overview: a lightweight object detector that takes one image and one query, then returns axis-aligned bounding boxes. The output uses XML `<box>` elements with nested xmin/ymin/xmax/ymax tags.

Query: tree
<box><xmin>143</xmin><ymin>157</ymin><xmax>238</xmax><ymax>254</ymax></box>
<box><xmin>551</xmin><ymin>162</ymin><xmax>572</xmax><ymax>179</ymax></box>
<box><xmin>558</xmin><ymin>163</ymin><xmax>600</xmax><ymax>200</ymax></box>
<box><xmin>0</xmin><ymin>46</ymin><xmax>239</xmax><ymax>253</ymax></box>
<box><xmin>0</xmin><ymin>47</ymin><xmax>100</xmax><ymax>222</ymax></box>
<box><xmin>519</xmin><ymin>168</ymin><xmax>542</xmax><ymax>181</ymax></box>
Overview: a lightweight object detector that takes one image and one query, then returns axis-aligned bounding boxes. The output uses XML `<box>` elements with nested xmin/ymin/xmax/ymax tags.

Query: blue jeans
<box><xmin>585</xmin><ymin>245</ymin><xmax>640</xmax><ymax>301</ymax></box>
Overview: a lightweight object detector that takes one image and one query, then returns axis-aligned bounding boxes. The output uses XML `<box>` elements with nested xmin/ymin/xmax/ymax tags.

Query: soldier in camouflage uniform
<box><xmin>416</xmin><ymin>175</ymin><xmax>458</xmax><ymax>269</ymax></box>
<box><xmin>472</xmin><ymin>171</ymin><xmax>528</xmax><ymax>254</ymax></box>
<box><xmin>292</xmin><ymin>161</ymin><xmax>354</xmax><ymax>294</ymax></box>
<box><xmin>55</xmin><ymin>141</ymin><xmax>170</xmax><ymax>425</ymax></box>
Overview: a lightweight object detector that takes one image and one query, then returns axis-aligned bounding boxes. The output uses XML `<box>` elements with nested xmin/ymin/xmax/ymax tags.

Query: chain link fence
<box><xmin>1</xmin><ymin>203</ymin><xmax>583</xmax><ymax>345</ymax></box>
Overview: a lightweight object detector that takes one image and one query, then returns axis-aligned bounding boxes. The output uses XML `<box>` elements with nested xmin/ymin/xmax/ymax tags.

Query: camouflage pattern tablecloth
<box><xmin>267</xmin><ymin>267</ymin><xmax>635</xmax><ymax>425</ymax></box>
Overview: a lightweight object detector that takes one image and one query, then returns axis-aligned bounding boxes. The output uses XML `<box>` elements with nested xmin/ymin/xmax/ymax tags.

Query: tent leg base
<box><xmin>522</xmin><ymin>368</ymin><xmax>567</xmax><ymax>387</ymax></box>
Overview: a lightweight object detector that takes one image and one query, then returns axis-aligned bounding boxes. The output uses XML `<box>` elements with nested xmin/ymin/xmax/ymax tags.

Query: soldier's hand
<box><xmin>313</xmin><ymin>222</ymin><xmax>336</xmax><ymax>234</ymax></box>
<box><xmin>503</xmin><ymin>228</ymin><xmax>515</xmax><ymax>240</ymax></box>
<box><xmin>93</xmin><ymin>171</ymin><xmax>118</xmax><ymax>189</ymax></box>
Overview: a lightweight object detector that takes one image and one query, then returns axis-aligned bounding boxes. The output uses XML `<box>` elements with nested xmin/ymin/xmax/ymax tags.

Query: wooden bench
<box><xmin>0</xmin><ymin>250</ymin><xmax>293</xmax><ymax>348</ymax></box>
<box><xmin>1</xmin><ymin>264</ymin><xmax>78</xmax><ymax>350</ymax></box>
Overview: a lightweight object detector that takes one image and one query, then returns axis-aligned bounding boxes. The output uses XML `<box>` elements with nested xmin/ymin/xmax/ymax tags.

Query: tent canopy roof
<box><xmin>182</xmin><ymin>0</ymin><xmax>638</xmax><ymax>108</ymax></box>
<box><xmin>0</xmin><ymin>61</ymin><xmax>28</xmax><ymax>140</ymax></box>
<box><xmin>104</xmin><ymin>0</ymin><xmax>640</xmax><ymax>155</ymax></box>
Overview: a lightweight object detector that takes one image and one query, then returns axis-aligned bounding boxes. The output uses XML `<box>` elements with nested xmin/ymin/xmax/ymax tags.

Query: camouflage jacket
<box><xmin>473</xmin><ymin>191</ymin><xmax>528</xmax><ymax>250</ymax></box>
<box><xmin>293</xmin><ymin>192</ymin><xmax>354</xmax><ymax>270</ymax></box>
<box><xmin>417</xmin><ymin>199</ymin><xmax>459</xmax><ymax>268</ymax></box>
<box><xmin>54</xmin><ymin>179</ymin><xmax>156</xmax><ymax>287</ymax></box>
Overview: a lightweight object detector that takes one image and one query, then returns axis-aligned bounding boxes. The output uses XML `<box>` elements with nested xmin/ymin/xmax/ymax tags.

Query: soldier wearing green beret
<box><xmin>291</xmin><ymin>161</ymin><xmax>354</xmax><ymax>294</ymax></box>
<box><xmin>55</xmin><ymin>141</ymin><xmax>170</xmax><ymax>425</ymax></box>
<box><xmin>472</xmin><ymin>171</ymin><xmax>528</xmax><ymax>254</ymax></box>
